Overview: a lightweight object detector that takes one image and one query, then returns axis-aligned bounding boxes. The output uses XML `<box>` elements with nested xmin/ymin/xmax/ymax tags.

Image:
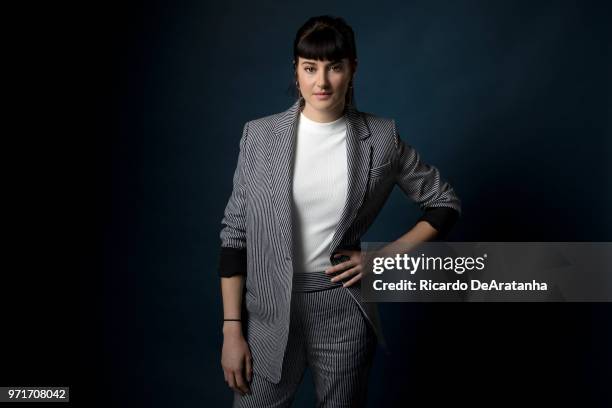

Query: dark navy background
<box><xmin>7</xmin><ymin>1</ymin><xmax>609</xmax><ymax>407</ymax></box>
<box><xmin>91</xmin><ymin>1</ymin><xmax>610</xmax><ymax>406</ymax></box>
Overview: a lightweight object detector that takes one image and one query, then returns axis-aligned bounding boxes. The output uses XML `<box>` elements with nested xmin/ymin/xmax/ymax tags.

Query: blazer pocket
<box><xmin>369</xmin><ymin>160</ymin><xmax>393</xmax><ymax>178</ymax></box>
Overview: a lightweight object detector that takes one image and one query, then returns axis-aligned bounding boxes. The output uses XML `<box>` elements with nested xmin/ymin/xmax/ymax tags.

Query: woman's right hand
<box><xmin>221</xmin><ymin>324</ymin><xmax>253</xmax><ymax>396</ymax></box>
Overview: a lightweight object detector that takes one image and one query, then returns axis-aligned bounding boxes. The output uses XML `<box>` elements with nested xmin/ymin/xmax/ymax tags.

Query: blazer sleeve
<box><xmin>218</xmin><ymin>122</ymin><xmax>249</xmax><ymax>277</ymax></box>
<box><xmin>392</xmin><ymin>120</ymin><xmax>462</xmax><ymax>239</ymax></box>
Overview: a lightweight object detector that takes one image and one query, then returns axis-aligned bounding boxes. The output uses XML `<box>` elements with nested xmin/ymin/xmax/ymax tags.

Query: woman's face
<box><xmin>295</xmin><ymin>56</ymin><xmax>354</xmax><ymax>114</ymax></box>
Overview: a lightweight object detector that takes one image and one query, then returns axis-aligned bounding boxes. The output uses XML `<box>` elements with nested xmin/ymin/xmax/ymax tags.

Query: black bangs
<box><xmin>296</xmin><ymin>26</ymin><xmax>355</xmax><ymax>62</ymax></box>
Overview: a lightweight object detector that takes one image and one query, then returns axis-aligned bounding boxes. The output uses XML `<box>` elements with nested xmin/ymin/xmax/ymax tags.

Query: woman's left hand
<box><xmin>325</xmin><ymin>250</ymin><xmax>363</xmax><ymax>287</ymax></box>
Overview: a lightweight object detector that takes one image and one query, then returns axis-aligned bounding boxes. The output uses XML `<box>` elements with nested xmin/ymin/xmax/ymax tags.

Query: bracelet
<box><xmin>223</xmin><ymin>318</ymin><xmax>241</xmax><ymax>322</ymax></box>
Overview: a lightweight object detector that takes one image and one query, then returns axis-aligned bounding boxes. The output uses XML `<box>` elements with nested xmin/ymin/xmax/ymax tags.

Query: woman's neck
<box><xmin>301</xmin><ymin>101</ymin><xmax>346</xmax><ymax>123</ymax></box>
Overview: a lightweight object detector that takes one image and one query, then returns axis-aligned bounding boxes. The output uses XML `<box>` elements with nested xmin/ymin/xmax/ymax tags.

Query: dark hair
<box><xmin>290</xmin><ymin>15</ymin><xmax>358</xmax><ymax>106</ymax></box>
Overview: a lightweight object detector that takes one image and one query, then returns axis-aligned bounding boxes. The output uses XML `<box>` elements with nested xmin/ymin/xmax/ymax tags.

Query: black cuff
<box><xmin>218</xmin><ymin>247</ymin><xmax>247</xmax><ymax>277</ymax></box>
<box><xmin>417</xmin><ymin>207</ymin><xmax>460</xmax><ymax>239</ymax></box>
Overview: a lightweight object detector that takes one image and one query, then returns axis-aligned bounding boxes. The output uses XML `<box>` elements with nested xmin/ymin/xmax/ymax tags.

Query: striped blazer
<box><xmin>219</xmin><ymin>98</ymin><xmax>461</xmax><ymax>384</ymax></box>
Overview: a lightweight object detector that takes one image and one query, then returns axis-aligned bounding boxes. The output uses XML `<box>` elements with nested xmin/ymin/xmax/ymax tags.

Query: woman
<box><xmin>218</xmin><ymin>15</ymin><xmax>461</xmax><ymax>407</ymax></box>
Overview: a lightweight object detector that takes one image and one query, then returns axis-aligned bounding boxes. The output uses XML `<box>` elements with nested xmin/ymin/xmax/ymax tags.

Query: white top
<box><xmin>291</xmin><ymin>111</ymin><xmax>348</xmax><ymax>273</ymax></box>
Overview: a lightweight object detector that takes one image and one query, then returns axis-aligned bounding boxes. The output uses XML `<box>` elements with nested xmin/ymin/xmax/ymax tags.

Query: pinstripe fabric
<box><xmin>234</xmin><ymin>285</ymin><xmax>377</xmax><ymax>408</ymax></box>
<box><xmin>292</xmin><ymin>271</ymin><xmax>344</xmax><ymax>292</ymax></box>
<box><xmin>220</xmin><ymin>98</ymin><xmax>461</xmax><ymax>384</ymax></box>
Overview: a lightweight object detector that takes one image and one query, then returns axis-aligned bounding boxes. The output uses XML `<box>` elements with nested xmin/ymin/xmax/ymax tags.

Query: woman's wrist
<box><xmin>223</xmin><ymin>320</ymin><xmax>243</xmax><ymax>337</ymax></box>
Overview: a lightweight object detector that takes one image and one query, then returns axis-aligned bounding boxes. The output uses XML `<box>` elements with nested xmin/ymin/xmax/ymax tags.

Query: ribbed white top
<box><xmin>291</xmin><ymin>111</ymin><xmax>348</xmax><ymax>273</ymax></box>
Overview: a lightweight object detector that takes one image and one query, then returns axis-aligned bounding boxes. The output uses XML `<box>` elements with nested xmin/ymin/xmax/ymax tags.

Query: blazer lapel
<box><xmin>270</xmin><ymin>99</ymin><xmax>302</xmax><ymax>257</ymax></box>
<box><xmin>328</xmin><ymin>103</ymin><xmax>372</xmax><ymax>258</ymax></box>
<box><xmin>270</xmin><ymin>99</ymin><xmax>372</xmax><ymax>261</ymax></box>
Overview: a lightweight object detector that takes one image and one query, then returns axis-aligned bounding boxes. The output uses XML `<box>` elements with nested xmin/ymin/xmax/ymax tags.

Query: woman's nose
<box><xmin>317</xmin><ymin>71</ymin><xmax>329</xmax><ymax>87</ymax></box>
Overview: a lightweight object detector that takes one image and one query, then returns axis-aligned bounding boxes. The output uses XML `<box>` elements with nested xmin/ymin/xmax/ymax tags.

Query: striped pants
<box><xmin>233</xmin><ymin>273</ymin><xmax>377</xmax><ymax>407</ymax></box>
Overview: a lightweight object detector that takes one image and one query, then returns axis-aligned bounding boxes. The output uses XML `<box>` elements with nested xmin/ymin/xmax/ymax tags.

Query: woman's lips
<box><xmin>314</xmin><ymin>93</ymin><xmax>332</xmax><ymax>100</ymax></box>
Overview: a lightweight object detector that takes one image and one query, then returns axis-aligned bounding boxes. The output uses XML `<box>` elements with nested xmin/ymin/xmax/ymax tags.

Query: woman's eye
<box><xmin>303</xmin><ymin>65</ymin><xmax>342</xmax><ymax>73</ymax></box>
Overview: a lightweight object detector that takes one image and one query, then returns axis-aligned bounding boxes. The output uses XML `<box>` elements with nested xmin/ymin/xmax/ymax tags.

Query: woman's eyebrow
<box><xmin>301</xmin><ymin>60</ymin><xmax>343</xmax><ymax>66</ymax></box>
